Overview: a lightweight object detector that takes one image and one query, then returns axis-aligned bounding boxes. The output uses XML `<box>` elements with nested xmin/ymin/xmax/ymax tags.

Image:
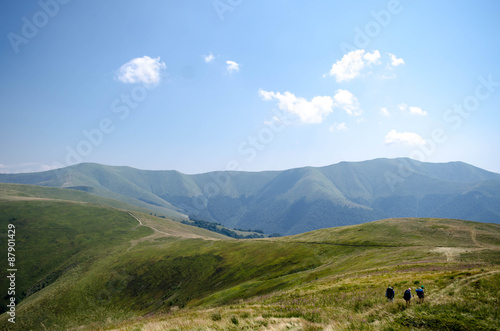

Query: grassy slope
<box><xmin>0</xmin><ymin>185</ymin><xmax>229</xmax><ymax>319</ymax></box>
<box><xmin>0</xmin><ymin>183</ymin><xmax>156</xmax><ymax>215</ymax></box>
<box><xmin>0</xmin><ymin>185</ymin><xmax>499</xmax><ymax>330</ymax></box>
<box><xmin>110</xmin><ymin>219</ymin><xmax>499</xmax><ymax>331</ymax></box>
<box><xmin>0</xmin><ymin>165</ymin><xmax>187</xmax><ymax>218</ymax></box>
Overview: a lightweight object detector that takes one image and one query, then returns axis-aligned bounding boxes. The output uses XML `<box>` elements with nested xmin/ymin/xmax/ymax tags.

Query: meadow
<box><xmin>0</xmin><ymin>184</ymin><xmax>498</xmax><ymax>330</ymax></box>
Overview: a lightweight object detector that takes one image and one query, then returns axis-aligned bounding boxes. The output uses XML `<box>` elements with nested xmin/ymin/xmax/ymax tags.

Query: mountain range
<box><xmin>1</xmin><ymin>157</ymin><xmax>500</xmax><ymax>235</ymax></box>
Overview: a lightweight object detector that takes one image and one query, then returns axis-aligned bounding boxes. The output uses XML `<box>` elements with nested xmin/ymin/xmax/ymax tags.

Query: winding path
<box><xmin>127</xmin><ymin>212</ymin><xmax>173</xmax><ymax>251</ymax></box>
<box><xmin>128</xmin><ymin>212</ymin><xmax>170</xmax><ymax>235</ymax></box>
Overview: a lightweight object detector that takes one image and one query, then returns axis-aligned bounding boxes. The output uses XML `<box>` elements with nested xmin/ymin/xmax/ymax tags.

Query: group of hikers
<box><xmin>385</xmin><ymin>285</ymin><xmax>425</xmax><ymax>306</ymax></box>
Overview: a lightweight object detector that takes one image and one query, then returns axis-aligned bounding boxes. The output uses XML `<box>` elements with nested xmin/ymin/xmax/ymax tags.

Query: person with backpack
<box><xmin>385</xmin><ymin>286</ymin><xmax>395</xmax><ymax>302</ymax></box>
<box><xmin>403</xmin><ymin>288</ymin><xmax>412</xmax><ymax>307</ymax></box>
<box><xmin>415</xmin><ymin>285</ymin><xmax>425</xmax><ymax>303</ymax></box>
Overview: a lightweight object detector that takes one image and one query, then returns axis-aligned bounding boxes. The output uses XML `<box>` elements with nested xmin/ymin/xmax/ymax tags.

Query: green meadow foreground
<box><xmin>0</xmin><ymin>184</ymin><xmax>499</xmax><ymax>330</ymax></box>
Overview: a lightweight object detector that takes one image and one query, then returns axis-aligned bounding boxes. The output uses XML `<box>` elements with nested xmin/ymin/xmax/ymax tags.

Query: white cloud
<box><xmin>259</xmin><ymin>89</ymin><xmax>334</xmax><ymax>124</ymax></box>
<box><xmin>259</xmin><ymin>89</ymin><xmax>274</xmax><ymax>101</ymax></box>
<box><xmin>388</xmin><ymin>53</ymin><xmax>405</xmax><ymax>66</ymax></box>
<box><xmin>333</xmin><ymin>89</ymin><xmax>362</xmax><ymax>116</ymax></box>
<box><xmin>327</xmin><ymin>50</ymin><xmax>406</xmax><ymax>81</ymax></box>
<box><xmin>326</xmin><ymin>49</ymin><xmax>381</xmax><ymax>82</ymax></box>
<box><xmin>258</xmin><ymin>88</ymin><xmax>362</xmax><ymax>124</ymax></box>
<box><xmin>380</xmin><ymin>107</ymin><xmax>390</xmax><ymax>117</ymax></box>
<box><xmin>226</xmin><ymin>60</ymin><xmax>240</xmax><ymax>74</ymax></box>
<box><xmin>398</xmin><ymin>103</ymin><xmax>427</xmax><ymax>116</ymax></box>
<box><xmin>116</xmin><ymin>56</ymin><xmax>166</xmax><ymax>85</ymax></box>
<box><xmin>364</xmin><ymin>50</ymin><xmax>381</xmax><ymax>64</ymax></box>
<box><xmin>329</xmin><ymin>122</ymin><xmax>347</xmax><ymax>132</ymax></box>
<box><xmin>385</xmin><ymin>129</ymin><xmax>425</xmax><ymax>146</ymax></box>
<box><xmin>203</xmin><ymin>52</ymin><xmax>215</xmax><ymax>63</ymax></box>
<box><xmin>409</xmin><ymin>106</ymin><xmax>427</xmax><ymax>116</ymax></box>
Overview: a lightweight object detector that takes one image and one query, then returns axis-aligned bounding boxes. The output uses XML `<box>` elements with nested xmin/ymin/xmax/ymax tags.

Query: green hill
<box><xmin>1</xmin><ymin>185</ymin><xmax>499</xmax><ymax>330</ymax></box>
<box><xmin>1</xmin><ymin>158</ymin><xmax>500</xmax><ymax>235</ymax></box>
<box><xmin>0</xmin><ymin>164</ymin><xmax>187</xmax><ymax>219</ymax></box>
<box><xmin>0</xmin><ymin>186</ymin><xmax>231</xmax><ymax>322</ymax></box>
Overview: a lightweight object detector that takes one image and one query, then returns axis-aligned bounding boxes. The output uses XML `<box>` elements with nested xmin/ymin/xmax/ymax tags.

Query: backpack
<box><xmin>386</xmin><ymin>287</ymin><xmax>394</xmax><ymax>298</ymax></box>
<box><xmin>415</xmin><ymin>288</ymin><xmax>424</xmax><ymax>298</ymax></box>
<box><xmin>403</xmin><ymin>289</ymin><xmax>411</xmax><ymax>300</ymax></box>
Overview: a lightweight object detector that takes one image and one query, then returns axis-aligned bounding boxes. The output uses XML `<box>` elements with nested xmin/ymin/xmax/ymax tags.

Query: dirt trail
<box><xmin>469</xmin><ymin>227</ymin><xmax>500</xmax><ymax>250</ymax></box>
<box><xmin>127</xmin><ymin>213</ymin><xmax>177</xmax><ymax>251</ymax></box>
<box><xmin>429</xmin><ymin>269</ymin><xmax>500</xmax><ymax>303</ymax></box>
<box><xmin>127</xmin><ymin>212</ymin><xmax>216</xmax><ymax>251</ymax></box>
<box><xmin>470</xmin><ymin>228</ymin><xmax>480</xmax><ymax>246</ymax></box>
<box><xmin>129</xmin><ymin>212</ymin><xmax>170</xmax><ymax>235</ymax></box>
<box><xmin>430</xmin><ymin>247</ymin><xmax>470</xmax><ymax>262</ymax></box>
<box><xmin>358</xmin><ymin>269</ymin><xmax>500</xmax><ymax>324</ymax></box>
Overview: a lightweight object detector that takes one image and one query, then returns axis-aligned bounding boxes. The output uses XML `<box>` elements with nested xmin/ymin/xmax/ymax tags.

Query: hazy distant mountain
<box><xmin>1</xmin><ymin>158</ymin><xmax>500</xmax><ymax>235</ymax></box>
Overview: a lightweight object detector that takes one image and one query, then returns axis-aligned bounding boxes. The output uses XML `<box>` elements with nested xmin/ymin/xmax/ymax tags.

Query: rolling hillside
<box><xmin>0</xmin><ymin>185</ymin><xmax>499</xmax><ymax>330</ymax></box>
<box><xmin>1</xmin><ymin>158</ymin><xmax>500</xmax><ymax>235</ymax></box>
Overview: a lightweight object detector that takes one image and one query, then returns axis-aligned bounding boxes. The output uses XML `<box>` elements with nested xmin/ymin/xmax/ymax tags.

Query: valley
<box><xmin>0</xmin><ymin>183</ymin><xmax>499</xmax><ymax>330</ymax></box>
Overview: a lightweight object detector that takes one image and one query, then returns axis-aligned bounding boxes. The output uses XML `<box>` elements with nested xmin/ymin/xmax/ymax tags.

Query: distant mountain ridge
<box><xmin>1</xmin><ymin>158</ymin><xmax>500</xmax><ymax>235</ymax></box>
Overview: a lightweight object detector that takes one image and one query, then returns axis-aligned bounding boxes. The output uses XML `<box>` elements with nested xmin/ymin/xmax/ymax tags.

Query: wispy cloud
<box><xmin>398</xmin><ymin>103</ymin><xmax>427</xmax><ymax>116</ymax></box>
<box><xmin>0</xmin><ymin>162</ymin><xmax>63</xmax><ymax>174</ymax></box>
<box><xmin>226</xmin><ymin>60</ymin><xmax>240</xmax><ymax>74</ymax></box>
<box><xmin>116</xmin><ymin>56</ymin><xmax>166</xmax><ymax>85</ymax></box>
<box><xmin>264</xmin><ymin>116</ymin><xmax>285</xmax><ymax>126</ymax></box>
<box><xmin>385</xmin><ymin>129</ymin><xmax>425</xmax><ymax>146</ymax></box>
<box><xmin>203</xmin><ymin>52</ymin><xmax>215</xmax><ymax>63</ymax></box>
<box><xmin>380</xmin><ymin>107</ymin><xmax>390</xmax><ymax>116</ymax></box>
<box><xmin>329</xmin><ymin>122</ymin><xmax>347</xmax><ymax>132</ymax></box>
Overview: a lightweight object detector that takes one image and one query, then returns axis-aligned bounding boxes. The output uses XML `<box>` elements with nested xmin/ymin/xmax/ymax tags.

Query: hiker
<box><xmin>403</xmin><ymin>288</ymin><xmax>412</xmax><ymax>307</ymax></box>
<box><xmin>415</xmin><ymin>285</ymin><xmax>425</xmax><ymax>303</ymax></box>
<box><xmin>385</xmin><ymin>286</ymin><xmax>395</xmax><ymax>302</ymax></box>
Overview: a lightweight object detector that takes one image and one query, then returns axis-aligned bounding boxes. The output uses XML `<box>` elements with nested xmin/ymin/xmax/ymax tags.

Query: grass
<box><xmin>129</xmin><ymin>211</ymin><xmax>231</xmax><ymax>240</ymax></box>
<box><xmin>0</xmin><ymin>199</ymin><xmax>151</xmax><ymax>304</ymax></box>
<box><xmin>394</xmin><ymin>272</ymin><xmax>500</xmax><ymax>330</ymax></box>
<box><xmin>0</xmin><ymin>184</ymin><xmax>499</xmax><ymax>330</ymax></box>
<box><xmin>0</xmin><ymin>183</ymin><xmax>154</xmax><ymax>213</ymax></box>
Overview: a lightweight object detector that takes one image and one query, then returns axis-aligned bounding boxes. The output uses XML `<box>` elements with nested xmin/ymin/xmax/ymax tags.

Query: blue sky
<box><xmin>1</xmin><ymin>0</ymin><xmax>500</xmax><ymax>174</ymax></box>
